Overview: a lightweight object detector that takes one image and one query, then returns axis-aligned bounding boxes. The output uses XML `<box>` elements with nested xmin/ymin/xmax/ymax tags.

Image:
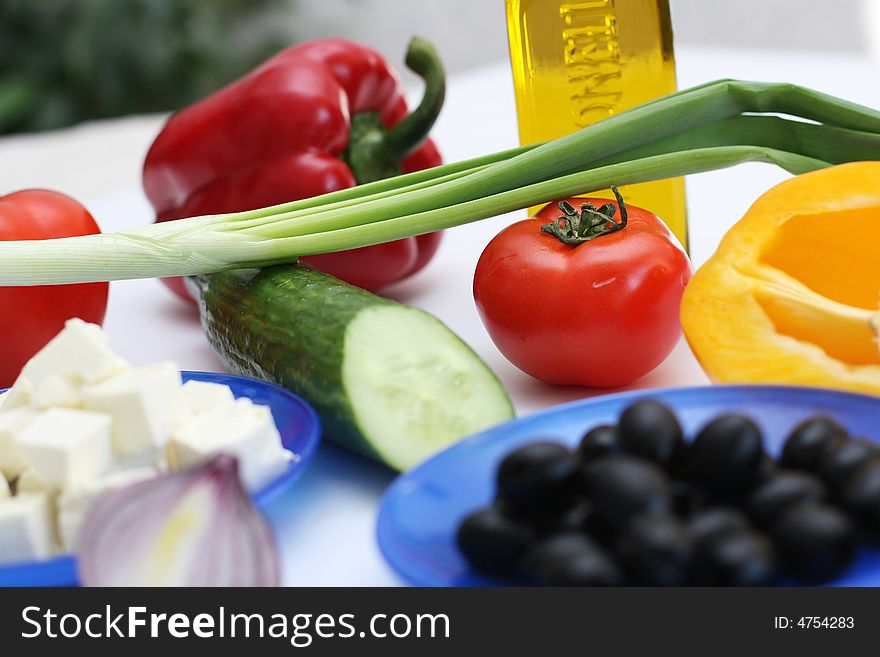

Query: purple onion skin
<box><xmin>77</xmin><ymin>454</ymin><xmax>281</xmax><ymax>587</ymax></box>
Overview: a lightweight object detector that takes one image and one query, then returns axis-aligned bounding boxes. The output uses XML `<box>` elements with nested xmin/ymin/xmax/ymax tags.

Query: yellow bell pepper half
<box><xmin>682</xmin><ymin>161</ymin><xmax>880</xmax><ymax>395</ymax></box>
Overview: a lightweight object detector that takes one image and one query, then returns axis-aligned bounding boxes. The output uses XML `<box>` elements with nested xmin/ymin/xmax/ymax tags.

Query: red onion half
<box><xmin>76</xmin><ymin>454</ymin><xmax>280</xmax><ymax>586</ymax></box>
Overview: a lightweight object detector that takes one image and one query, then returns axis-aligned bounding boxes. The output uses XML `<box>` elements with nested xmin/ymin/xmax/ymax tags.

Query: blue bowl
<box><xmin>0</xmin><ymin>371</ymin><xmax>321</xmax><ymax>586</ymax></box>
<box><xmin>377</xmin><ymin>385</ymin><xmax>880</xmax><ymax>586</ymax></box>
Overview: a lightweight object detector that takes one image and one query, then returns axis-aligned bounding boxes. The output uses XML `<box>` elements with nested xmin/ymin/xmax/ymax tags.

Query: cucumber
<box><xmin>189</xmin><ymin>264</ymin><xmax>514</xmax><ymax>471</ymax></box>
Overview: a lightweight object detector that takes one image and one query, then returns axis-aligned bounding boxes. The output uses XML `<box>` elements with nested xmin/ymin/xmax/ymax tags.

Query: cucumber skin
<box><xmin>192</xmin><ymin>264</ymin><xmax>393</xmax><ymax>462</ymax></box>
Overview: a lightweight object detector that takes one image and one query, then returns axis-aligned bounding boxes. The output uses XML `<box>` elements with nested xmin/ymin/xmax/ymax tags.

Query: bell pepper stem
<box><xmin>345</xmin><ymin>37</ymin><xmax>445</xmax><ymax>183</ymax></box>
<box><xmin>382</xmin><ymin>36</ymin><xmax>446</xmax><ymax>157</ymax></box>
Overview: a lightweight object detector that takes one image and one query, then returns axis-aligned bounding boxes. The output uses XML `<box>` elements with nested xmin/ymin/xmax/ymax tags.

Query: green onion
<box><xmin>2</xmin><ymin>79</ymin><xmax>880</xmax><ymax>286</ymax></box>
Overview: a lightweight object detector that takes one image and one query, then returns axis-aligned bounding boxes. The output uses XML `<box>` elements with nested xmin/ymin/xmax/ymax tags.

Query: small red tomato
<box><xmin>0</xmin><ymin>190</ymin><xmax>109</xmax><ymax>387</ymax></box>
<box><xmin>473</xmin><ymin>192</ymin><xmax>692</xmax><ymax>388</ymax></box>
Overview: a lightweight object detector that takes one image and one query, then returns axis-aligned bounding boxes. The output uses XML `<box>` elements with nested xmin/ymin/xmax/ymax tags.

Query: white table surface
<box><xmin>1</xmin><ymin>45</ymin><xmax>878</xmax><ymax>585</ymax></box>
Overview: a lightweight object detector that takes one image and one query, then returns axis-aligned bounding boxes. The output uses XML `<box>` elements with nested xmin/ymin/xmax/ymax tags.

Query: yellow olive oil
<box><xmin>506</xmin><ymin>0</ymin><xmax>688</xmax><ymax>249</ymax></box>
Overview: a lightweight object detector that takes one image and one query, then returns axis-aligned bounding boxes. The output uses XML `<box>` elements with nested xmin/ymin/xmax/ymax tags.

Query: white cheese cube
<box><xmin>14</xmin><ymin>408</ymin><xmax>112</xmax><ymax>489</ymax></box>
<box><xmin>0</xmin><ymin>494</ymin><xmax>54</xmax><ymax>564</ymax></box>
<box><xmin>111</xmin><ymin>450</ymin><xmax>168</xmax><ymax>471</ymax></box>
<box><xmin>0</xmin><ymin>390</ymin><xmax>6</xmax><ymax>409</ymax></box>
<box><xmin>255</xmin><ymin>446</ymin><xmax>294</xmax><ymax>489</ymax></box>
<box><xmin>171</xmin><ymin>380</ymin><xmax>236</xmax><ymax>431</ymax></box>
<box><xmin>14</xmin><ymin>469</ymin><xmax>60</xmax><ymax>547</ymax></box>
<box><xmin>14</xmin><ymin>318</ymin><xmax>129</xmax><ymax>391</ymax></box>
<box><xmin>82</xmin><ymin>362</ymin><xmax>182</xmax><ymax>458</ymax></box>
<box><xmin>33</xmin><ymin>374</ymin><xmax>82</xmax><ymax>410</ymax></box>
<box><xmin>181</xmin><ymin>380</ymin><xmax>235</xmax><ymax>414</ymax></box>
<box><xmin>0</xmin><ymin>407</ymin><xmax>36</xmax><ymax>479</ymax></box>
<box><xmin>15</xmin><ymin>468</ymin><xmax>49</xmax><ymax>494</ymax></box>
<box><xmin>168</xmin><ymin>398</ymin><xmax>289</xmax><ymax>490</ymax></box>
<box><xmin>1</xmin><ymin>378</ymin><xmax>33</xmax><ymax>411</ymax></box>
<box><xmin>57</xmin><ymin>467</ymin><xmax>157</xmax><ymax>551</ymax></box>
<box><xmin>0</xmin><ymin>474</ymin><xmax>9</xmax><ymax>499</ymax></box>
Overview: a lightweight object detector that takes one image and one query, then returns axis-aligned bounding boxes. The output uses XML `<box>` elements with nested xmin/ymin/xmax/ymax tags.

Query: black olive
<box><xmin>670</xmin><ymin>481</ymin><xmax>705</xmax><ymax>518</ymax></box>
<box><xmin>496</xmin><ymin>442</ymin><xmax>582</xmax><ymax>515</ymax></box>
<box><xmin>841</xmin><ymin>462</ymin><xmax>880</xmax><ymax>536</ymax></box>
<box><xmin>817</xmin><ymin>438</ymin><xmax>880</xmax><ymax>493</ymax></box>
<box><xmin>456</xmin><ymin>507</ymin><xmax>537</xmax><ymax>578</ymax></box>
<box><xmin>667</xmin><ymin>438</ymin><xmax>693</xmax><ymax>480</ymax></box>
<box><xmin>551</xmin><ymin>500</ymin><xmax>595</xmax><ymax>534</ymax></box>
<box><xmin>686</xmin><ymin>415</ymin><xmax>765</xmax><ymax>498</ymax></box>
<box><xmin>754</xmin><ymin>454</ymin><xmax>778</xmax><ymax>487</ymax></box>
<box><xmin>780</xmin><ymin>416</ymin><xmax>848</xmax><ymax>471</ymax></box>
<box><xmin>617</xmin><ymin>400</ymin><xmax>684</xmax><ymax>468</ymax></box>
<box><xmin>693</xmin><ymin>529</ymin><xmax>778</xmax><ymax>586</ymax></box>
<box><xmin>521</xmin><ymin>532</ymin><xmax>623</xmax><ymax>586</ymax></box>
<box><xmin>577</xmin><ymin>424</ymin><xmax>618</xmax><ymax>463</ymax></box>
<box><xmin>687</xmin><ymin>508</ymin><xmax>752</xmax><ymax>549</ymax></box>
<box><xmin>746</xmin><ymin>471</ymin><xmax>827</xmax><ymax>529</ymax></box>
<box><xmin>582</xmin><ymin>507</ymin><xmax>621</xmax><ymax>547</ymax></box>
<box><xmin>583</xmin><ymin>455</ymin><xmax>673</xmax><ymax>529</ymax></box>
<box><xmin>773</xmin><ymin>504</ymin><xmax>856</xmax><ymax>584</ymax></box>
<box><xmin>616</xmin><ymin>515</ymin><xmax>694</xmax><ymax>586</ymax></box>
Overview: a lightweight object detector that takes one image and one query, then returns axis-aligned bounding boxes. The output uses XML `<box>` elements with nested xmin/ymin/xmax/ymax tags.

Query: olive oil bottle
<box><xmin>505</xmin><ymin>0</ymin><xmax>688</xmax><ymax>248</ymax></box>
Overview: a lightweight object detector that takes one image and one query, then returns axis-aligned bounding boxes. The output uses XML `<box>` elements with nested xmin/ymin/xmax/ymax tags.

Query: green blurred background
<box><xmin>0</xmin><ymin>0</ymin><xmax>289</xmax><ymax>134</ymax></box>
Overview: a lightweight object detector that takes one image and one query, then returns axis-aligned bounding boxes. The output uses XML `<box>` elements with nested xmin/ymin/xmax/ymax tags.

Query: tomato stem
<box><xmin>540</xmin><ymin>186</ymin><xmax>628</xmax><ymax>245</ymax></box>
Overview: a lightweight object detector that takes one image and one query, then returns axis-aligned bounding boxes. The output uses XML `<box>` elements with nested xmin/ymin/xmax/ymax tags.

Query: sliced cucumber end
<box><xmin>342</xmin><ymin>306</ymin><xmax>514</xmax><ymax>471</ymax></box>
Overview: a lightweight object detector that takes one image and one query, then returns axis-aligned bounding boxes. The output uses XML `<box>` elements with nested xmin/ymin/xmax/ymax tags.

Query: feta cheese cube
<box><xmin>0</xmin><ymin>390</ymin><xmax>6</xmax><ymax>409</ymax></box>
<box><xmin>172</xmin><ymin>380</ymin><xmax>236</xmax><ymax>431</ymax></box>
<box><xmin>255</xmin><ymin>447</ymin><xmax>294</xmax><ymax>489</ymax></box>
<box><xmin>15</xmin><ymin>468</ymin><xmax>48</xmax><ymax>494</ymax></box>
<box><xmin>0</xmin><ymin>494</ymin><xmax>54</xmax><ymax>563</ymax></box>
<box><xmin>14</xmin><ymin>318</ymin><xmax>129</xmax><ymax>390</ymax></box>
<box><xmin>111</xmin><ymin>450</ymin><xmax>168</xmax><ymax>471</ymax></box>
<box><xmin>168</xmin><ymin>398</ymin><xmax>290</xmax><ymax>491</ymax></box>
<box><xmin>14</xmin><ymin>408</ymin><xmax>112</xmax><ymax>489</ymax></box>
<box><xmin>33</xmin><ymin>374</ymin><xmax>82</xmax><ymax>410</ymax></box>
<box><xmin>14</xmin><ymin>469</ymin><xmax>60</xmax><ymax>547</ymax></box>
<box><xmin>1</xmin><ymin>378</ymin><xmax>33</xmax><ymax>411</ymax></box>
<box><xmin>82</xmin><ymin>362</ymin><xmax>182</xmax><ymax>458</ymax></box>
<box><xmin>0</xmin><ymin>407</ymin><xmax>36</xmax><ymax>479</ymax></box>
<box><xmin>57</xmin><ymin>467</ymin><xmax>157</xmax><ymax>551</ymax></box>
<box><xmin>0</xmin><ymin>474</ymin><xmax>9</xmax><ymax>499</ymax></box>
<box><xmin>181</xmin><ymin>380</ymin><xmax>235</xmax><ymax>414</ymax></box>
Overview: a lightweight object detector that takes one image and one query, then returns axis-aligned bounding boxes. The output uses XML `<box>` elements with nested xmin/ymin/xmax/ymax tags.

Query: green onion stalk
<box><xmin>2</xmin><ymin>79</ymin><xmax>880</xmax><ymax>286</ymax></box>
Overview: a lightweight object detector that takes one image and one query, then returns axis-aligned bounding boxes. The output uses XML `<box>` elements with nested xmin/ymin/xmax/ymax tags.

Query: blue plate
<box><xmin>0</xmin><ymin>370</ymin><xmax>321</xmax><ymax>587</ymax></box>
<box><xmin>377</xmin><ymin>385</ymin><xmax>880</xmax><ymax>586</ymax></box>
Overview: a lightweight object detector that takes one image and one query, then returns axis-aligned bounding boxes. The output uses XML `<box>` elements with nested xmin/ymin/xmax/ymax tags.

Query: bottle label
<box><xmin>560</xmin><ymin>1</ymin><xmax>623</xmax><ymax>126</ymax></box>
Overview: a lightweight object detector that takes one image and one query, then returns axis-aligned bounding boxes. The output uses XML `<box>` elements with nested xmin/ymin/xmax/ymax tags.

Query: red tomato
<box><xmin>0</xmin><ymin>190</ymin><xmax>109</xmax><ymax>387</ymax></box>
<box><xmin>473</xmin><ymin>195</ymin><xmax>693</xmax><ymax>388</ymax></box>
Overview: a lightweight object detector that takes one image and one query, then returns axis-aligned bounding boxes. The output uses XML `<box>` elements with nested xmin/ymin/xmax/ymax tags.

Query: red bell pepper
<box><xmin>143</xmin><ymin>37</ymin><xmax>445</xmax><ymax>302</ymax></box>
